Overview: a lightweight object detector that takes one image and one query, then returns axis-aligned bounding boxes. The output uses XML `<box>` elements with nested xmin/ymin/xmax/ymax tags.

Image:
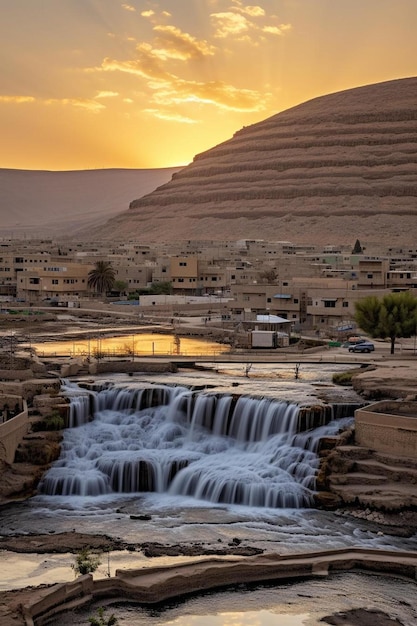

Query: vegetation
<box><xmin>354</xmin><ymin>292</ymin><xmax>417</xmax><ymax>354</ymax></box>
<box><xmin>129</xmin><ymin>281</ymin><xmax>172</xmax><ymax>298</ymax></box>
<box><xmin>88</xmin><ymin>607</ymin><xmax>118</xmax><ymax>626</ymax></box>
<box><xmin>259</xmin><ymin>268</ymin><xmax>278</xmax><ymax>283</ymax></box>
<box><xmin>111</xmin><ymin>279</ymin><xmax>128</xmax><ymax>296</ymax></box>
<box><xmin>332</xmin><ymin>369</ymin><xmax>361</xmax><ymax>386</ymax></box>
<box><xmin>148</xmin><ymin>281</ymin><xmax>172</xmax><ymax>295</ymax></box>
<box><xmin>88</xmin><ymin>261</ymin><xmax>116</xmax><ymax>295</ymax></box>
<box><xmin>352</xmin><ymin>239</ymin><xmax>363</xmax><ymax>254</ymax></box>
<box><xmin>31</xmin><ymin>410</ymin><xmax>65</xmax><ymax>431</ymax></box>
<box><xmin>72</xmin><ymin>548</ymin><xmax>101</xmax><ymax>576</ymax></box>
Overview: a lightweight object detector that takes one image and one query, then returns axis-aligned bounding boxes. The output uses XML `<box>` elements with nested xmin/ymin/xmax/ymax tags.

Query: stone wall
<box><xmin>355</xmin><ymin>401</ymin><xmax>417</xmax><ymax>458</ymax></box>
<box><xmin>0</xmin><ymin>401</ymin><xmax>29</xmax><ymax>464</ymax></box>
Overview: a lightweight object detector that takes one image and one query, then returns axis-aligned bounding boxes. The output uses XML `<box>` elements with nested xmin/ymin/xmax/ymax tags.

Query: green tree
<box><xmin>149</xmin><ymin>281</ymin><xmax>172</xmax><ymax>295</ymax></box>
<box><xmin>352</xmin><ymin>239</ymin><xmax>363</xmax><ymax>254</ymax></box>
<box><xmin>88</xmin><ymin>607</ymin><xmax>118</xmax><ymax>626</ymax></box>
<box><xmin>354</xmin><ymin>292</ymin><xmax>417</xmax><ymax>354</ymax></box>
<box><xmin>88</xmin><ymin>261</ymin><xmax>116</xmax><ymax>295</ymax></box>
<box><xmin>111</xmin><ymin>280</ymin><xmax>128</xmax><ymax>296</ymax></box>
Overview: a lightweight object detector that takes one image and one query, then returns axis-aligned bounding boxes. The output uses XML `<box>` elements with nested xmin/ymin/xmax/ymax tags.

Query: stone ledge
<box><xmin>22</xmin><ymin>548</ymin><xmax>417</xmax><ymax>626</ymax></box>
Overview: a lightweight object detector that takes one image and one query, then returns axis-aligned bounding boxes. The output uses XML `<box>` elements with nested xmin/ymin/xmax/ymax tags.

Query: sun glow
<box><xmin>0</xmin><ymin>0</ymin><xmax>416</xmax><ymax>170</ymax></box>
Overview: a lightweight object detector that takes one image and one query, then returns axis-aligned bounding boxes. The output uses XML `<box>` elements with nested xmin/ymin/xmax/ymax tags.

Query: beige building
<box><xmin>17</xmin><ymin>262</ymin><xmax>93</xmax><ymax>303</ymax></box>
<box><xmin>357</xmin><ymin>258</ymin><xmax>389</xmax><ymax>289</ymax></box>
<box><xmin>170</xmin><ymin>256</ymin><xmax>199</xmax><ymax>293</ymax></box>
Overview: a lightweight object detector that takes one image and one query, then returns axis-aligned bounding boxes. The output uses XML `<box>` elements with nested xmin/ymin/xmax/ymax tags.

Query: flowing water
<box><xmin>38</xmin><ymin>381</ymin><xmax>358</xmax><ymax>510</ymax></box>
<box><xmin>3</xmin><ymin>366</ymin><xmax>417</xmax><ymax>555</ymax></box>
<box><xmin>2</xmin><ymin>366</ymin><xmax>417</xmax><ymax>624</ymax></box>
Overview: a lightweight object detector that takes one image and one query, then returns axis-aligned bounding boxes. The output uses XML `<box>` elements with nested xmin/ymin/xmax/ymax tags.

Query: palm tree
<box><xmin>88</xmin><ymin>261</ymin><xmax>115</xmax><ymax>296</ymax></box>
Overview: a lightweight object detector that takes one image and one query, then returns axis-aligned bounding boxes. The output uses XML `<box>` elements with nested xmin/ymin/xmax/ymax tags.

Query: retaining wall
<box><xmin>0</xmin><ymin>400</ymin><xmax>29</xmax><ymax>463</ymax></box>
<box><xmin>89</xmin><ymin>360</ymin><xmax>177</xmax><ymax>375</ymax></box>
<box><xmin>22</xmin><ymin>548</ymin><xmax>417</xmax><ymax>626</ymax></box>
<box><xmin>355</xmin><ymin>401</ymin><xmax>417</xmax><ymax>458</ymax></box>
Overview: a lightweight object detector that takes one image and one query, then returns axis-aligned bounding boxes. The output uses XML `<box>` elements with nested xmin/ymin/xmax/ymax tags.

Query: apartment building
<box><xmin>170</xmin><ymin>256</ymin><xmax>199</xmax><ymax>293</ymax></box>
<box><xmin>357</xmin><ymin>258</ymin><xmax>389</xmax><ymax>289</ymax></box>
<box><xmin>17</xmin><ymin>261</ymin><xmax>93</xmax><ymax>302</ymax></box>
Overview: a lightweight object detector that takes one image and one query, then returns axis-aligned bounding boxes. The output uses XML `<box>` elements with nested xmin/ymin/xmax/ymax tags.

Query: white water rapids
<box><xmin>38</xmin><ymin>381</ymin><xmax>356</xmax><ymax>510</ymax></box>
<box><xmin>2</xmin><ymin>367</ymin><xmax>417</xmax><ymax>625</ymax></box>
<box><xmin>2</xmin><ymin>366</ymin><xmax>417</xmax><ymax>557</ymax></box>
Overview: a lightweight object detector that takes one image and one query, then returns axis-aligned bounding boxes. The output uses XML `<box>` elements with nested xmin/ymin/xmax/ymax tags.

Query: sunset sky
<box><xmin>1</xmin><ymin>0</ymin><xmax>416</xmax><ymax>171</ymax></box>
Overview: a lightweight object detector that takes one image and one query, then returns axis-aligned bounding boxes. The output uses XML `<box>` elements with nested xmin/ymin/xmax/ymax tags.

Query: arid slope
<box><xmin>91</xmin><ymin>77</ymin><xmax>417</xmax><ymax>249</ymax></box>
<box><xmin>0</xmin><ymin>167</ymin><xmax>181</xmax><ymax>238</ymax></box>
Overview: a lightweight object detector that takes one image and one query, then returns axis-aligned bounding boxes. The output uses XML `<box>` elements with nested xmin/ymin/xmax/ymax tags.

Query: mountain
<box><xmin>89</xmin><ymin>77</ymin><xmax>417</xmax><ymax>250</ymax></box>
<box><xmin>0</xmin><ymin>167</ymin><xmax>181</xmax><ymax>238</ymax></box>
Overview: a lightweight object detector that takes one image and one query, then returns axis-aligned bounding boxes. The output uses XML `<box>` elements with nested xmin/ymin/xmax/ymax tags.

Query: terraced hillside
<box><xmin>91</xmin><ymin>77</ymin><xmax>417</xmax><ymax>249</ymax></box>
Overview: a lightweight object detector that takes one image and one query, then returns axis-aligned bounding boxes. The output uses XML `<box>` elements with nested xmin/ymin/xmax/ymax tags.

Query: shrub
<box><xmin>88</xmin><ymin>607</ymin><xmax>118</xmax><ymax>626</ymax></box>
<box><xmin>72</xmin><ymin>548</ymin><xmax>101</xmax><ymax>576</ymax></box>
<box><xmin>332</xmin><ymin>370</ymin><xmax>355</xmax><ymax>386</ymax></box>
<box><xmin>32</xmin><ymin>410</ymin><xmax>65</xmax><ymax>431</ymax></box>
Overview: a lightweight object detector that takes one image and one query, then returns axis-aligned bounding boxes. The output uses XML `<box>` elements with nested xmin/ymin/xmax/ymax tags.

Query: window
<box><xmin>367</xmin><ymin>273</ymin><xmax>373</xmax><ymax>279</ymax></box>
<box><xmin>52</xmin><ymin>279</ymin><xmax>59</xmax><ymax>285</ymax></box>
<box><xmin>294</xmin><ymin>298</ymin><xmax>299</xmax><ymax>304</ymax></box>
<box><xmin>342</xmin><ymin>301</ymin><xmax>349</xmax><ymax>308</ymax></box>
<box><xmin>324</xmin><ymin>300</ymin><xmax>336</xmax><ymax>308</ymax></box>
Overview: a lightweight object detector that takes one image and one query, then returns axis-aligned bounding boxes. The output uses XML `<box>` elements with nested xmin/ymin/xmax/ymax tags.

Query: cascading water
<box><xmin>39</xmin><ymin>382</ymin><xmax>355</xmax><ymax>509</ymax></box>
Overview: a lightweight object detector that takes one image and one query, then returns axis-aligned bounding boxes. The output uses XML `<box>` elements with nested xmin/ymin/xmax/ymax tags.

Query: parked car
<box><xmin>342</xmin><ymin>337</ymin><xmax>366</xmax><ymax>348</ymax></box>
<box><xmin>348</xmin><ymin>341</ymin><xmax>375</xmax><ymax>353</ymax></box>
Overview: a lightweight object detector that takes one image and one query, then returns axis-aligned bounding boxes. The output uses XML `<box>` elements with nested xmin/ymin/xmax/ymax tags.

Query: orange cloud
<box><xmin>152</xmin><ymin>25</ymin><xmax>216</xmax><ymax>60</ymax></box>
<box><xmin>263</xmin><ymin>24</ymin><xmax>292</xmax><ymax>36</ymax></box>
<box><xmin>121</xmin><ymin>3</ymin><xmax>135</xmax><ymax>11</ymax></box>
<box><xmin>96</xmin><ymin>91</ymin><xmax>119</xmax><ymax>99</ymax></box>
<box><xmin>143</xmin><ymin>108</ymin><xmax>198</xmax><ymax>124</ymax></box>
<box><xmin>100</xmin><ymin>47</ymin><xmax>268</xmax><ymax>116</ymax></box>
<box><xmin>211</xmin><ymin>4</ymin><xmax>292</xmax><ymax>41</ymax></box>
<box><xmin>240</xmin><ymin>5</ymin><xmax>266</xmax><ymax>17</ymax></box>
<box><xmin>0</xmin><ymin>94</ymin><xmax>104</xmax><ymax>112</ymax></box>
<box><xmin>44</xmin><ymin>98</ymin><xmax>106</xmax><ymax>112</ymax></box>
<box><xmin>0</xmin><ymin>95</ymin><xmax>35</xmax><ymax>104</ymax></box>
<box><xmin>211</xmin><ymin>12</ymin><xmax>250</xmax><ymax>38</ymax></box>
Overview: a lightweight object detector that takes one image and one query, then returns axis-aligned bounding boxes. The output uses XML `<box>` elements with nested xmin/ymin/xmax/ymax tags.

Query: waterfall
<box><xmin>39</xmin><ymin>383</ymin><xmax>354</xmax><ymax>508</ymax></box>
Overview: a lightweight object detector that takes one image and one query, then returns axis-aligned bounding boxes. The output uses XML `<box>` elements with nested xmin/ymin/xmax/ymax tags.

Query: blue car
<box><xmin>348</xmin><ymin>341</ymin><xmax>375</xmax><ymax>353</ymax></box>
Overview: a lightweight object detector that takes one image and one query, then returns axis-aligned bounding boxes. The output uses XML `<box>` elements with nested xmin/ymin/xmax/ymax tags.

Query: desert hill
<box><xmin>89</xmin><ymin>77</ymin><xmax>417</xmax><ymax>250</ymax></box>
<box><xmin>0</xmin><ymin>167</ymin><xmax>181</xmax><ymax>238</ymax></box>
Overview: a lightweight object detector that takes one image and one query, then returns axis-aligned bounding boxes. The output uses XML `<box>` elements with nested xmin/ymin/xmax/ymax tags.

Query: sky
<box><xmin>1</xmin><ymin>0</ymin><xmax>416</xmax><ymax>171</ymax></box>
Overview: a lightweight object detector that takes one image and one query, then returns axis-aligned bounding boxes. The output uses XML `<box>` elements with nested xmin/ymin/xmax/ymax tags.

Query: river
<box><xmin>2</xmin><ymin>363</ymin><xmax>417</xmax><ymax>624</ymax></box>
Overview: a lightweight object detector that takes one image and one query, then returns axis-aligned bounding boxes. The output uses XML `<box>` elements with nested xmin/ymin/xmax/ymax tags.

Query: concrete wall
<box><xmin>89</xmin><ymin>360</ymin><xmax>177</xmax><ymax>375</ymax></box>
<box><xmin>355</xmin><ymin>401</ymin><xmax>417</xmax><ymax>458</ymax></box>
<box><xmin>22</xmin><ymin>548</ymin><xmax>417</xmax><ymax>626</ymax></box>
<box><xmin>0</xmin><ymin>400</ymin><xmax>29</xmax><ymax>464</ymax></box>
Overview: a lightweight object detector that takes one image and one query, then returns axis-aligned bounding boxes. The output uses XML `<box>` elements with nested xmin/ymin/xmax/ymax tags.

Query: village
<box><xmin>1</xmin><ymin>237</ymin><xmax>417</xmax><ymax>343</ymax></box>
